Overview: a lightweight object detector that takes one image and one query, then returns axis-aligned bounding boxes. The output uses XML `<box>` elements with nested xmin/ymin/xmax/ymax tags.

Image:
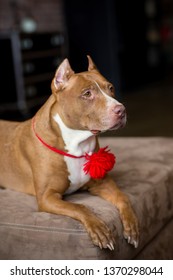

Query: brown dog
<box><xmin>0</xmin><ymin>56</ymin><xmax>139</xmax><ymax>250</ymax></box>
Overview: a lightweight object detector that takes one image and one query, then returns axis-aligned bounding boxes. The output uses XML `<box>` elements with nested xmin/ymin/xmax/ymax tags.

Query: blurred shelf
<box><xmin>0</xmin><ymin>31</ymin><xmax>66</xmax><ymax>117</ymax></box>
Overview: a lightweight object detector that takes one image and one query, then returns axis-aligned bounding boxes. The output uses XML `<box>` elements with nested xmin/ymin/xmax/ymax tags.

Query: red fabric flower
<box><xmin>83</xmin><ymin>146</ymin><xmax>116</xmax><ymax>179</ymax></box>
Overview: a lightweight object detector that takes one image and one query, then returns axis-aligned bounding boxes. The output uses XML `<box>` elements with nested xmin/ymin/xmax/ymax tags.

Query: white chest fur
<box><xmin>53</xmin><ymin>114</ymin><xmax>96</xmax><ymax>194</ymax></box>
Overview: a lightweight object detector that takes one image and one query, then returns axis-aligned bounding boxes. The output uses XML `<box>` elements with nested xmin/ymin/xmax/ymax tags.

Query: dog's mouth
<box><xmin>90</xmin><ymin>119</ymin><xmax>126</xmax><ymax>135</ymax></box>
<box><xmin>90</xmin><ymin>130</ymin><xmax>101</xmax><ymax>135</ymax></box>
<box><xmin>109</xmin><ymin>122</ymin><xmax>124</xmax><ymax>130</ymax></box>
<box><xmin>109</xmin><ymin>116</ymin><xmax>127</xmax><ymax>131</ymax></box>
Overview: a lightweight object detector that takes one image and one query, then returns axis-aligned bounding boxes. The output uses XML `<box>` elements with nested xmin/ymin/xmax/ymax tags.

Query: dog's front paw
<box><xmin>121</xmin><ymin>208</ymin><xmax>139</xmax><ymax>248</ymax></box>
<box><xmin>84</xmin><ymin>217</ymin><xmax>115</xmax><ymax>250</ymax></box>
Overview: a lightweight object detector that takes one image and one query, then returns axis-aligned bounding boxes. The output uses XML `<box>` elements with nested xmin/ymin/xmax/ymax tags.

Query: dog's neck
<box><xmin>53</xmin><ymin>113</ymin><xmax>96</xmax><ymax>157</ymax></box>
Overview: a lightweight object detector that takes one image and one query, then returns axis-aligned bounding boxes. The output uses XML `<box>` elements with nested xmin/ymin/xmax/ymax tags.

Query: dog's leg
<box><xmin>87</xmin><ymin>176</ymin><xmax>139</xmax><ymax>248</ymax></box>
<box><xmin>37</xmin><ymin>187</ymin><xmax>115</xmax><ymax>250</ymax></box>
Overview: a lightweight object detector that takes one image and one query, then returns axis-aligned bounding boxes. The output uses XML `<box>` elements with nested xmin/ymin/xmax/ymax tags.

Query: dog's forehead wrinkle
<box><xmin>94</xmin><ymin>80</ymin><xmax>120</xmax><ymax>106</ymax></box>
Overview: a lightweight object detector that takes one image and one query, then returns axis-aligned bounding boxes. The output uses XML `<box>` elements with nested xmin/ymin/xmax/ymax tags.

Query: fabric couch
<box><xmin>0</xmin><ymin>137</ymin><xmax>173</xmax><ymax>259</ymax></box>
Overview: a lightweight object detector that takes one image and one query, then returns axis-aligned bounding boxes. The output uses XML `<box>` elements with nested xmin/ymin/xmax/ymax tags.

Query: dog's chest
<box><xmin>53</xmin><ymin>114</ymin><xmax>96</xmax><ymax>194</ymax></box>
<box><xmin>64</xmin><ymin>156</ymin><xmax>91</xmax><ymax>194</ymax></box>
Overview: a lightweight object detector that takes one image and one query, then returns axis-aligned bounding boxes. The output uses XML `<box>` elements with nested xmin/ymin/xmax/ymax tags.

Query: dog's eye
<box><xmin>108</xmin><ymin>84</ymin><xmax>114</xmax><ymax>93</ymax></box>
<box><xmin>83</xmin><ymin>90</ymin><xmax>92</xmax><ymax>98</ymax></box>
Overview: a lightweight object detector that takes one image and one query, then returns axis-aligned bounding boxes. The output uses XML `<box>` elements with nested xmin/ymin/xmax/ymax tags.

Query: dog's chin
<box><xmin>90</xmin><ymin>124</ymin><xmax>124</xmax><ymax>135</ymax></box>
<box><xmin>109</xmin><ymin>123</ymin><xmax>124</xmax><ymax>131</ymax></box>
<box><xmin>90</xmin><ymin>118</ymin><xmax>126</xmax><ymax>135</ymax></box>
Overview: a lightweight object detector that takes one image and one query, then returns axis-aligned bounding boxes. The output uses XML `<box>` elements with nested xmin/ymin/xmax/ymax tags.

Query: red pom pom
<box><xmin>83</xmin><ymin>146</ymin><xmax>116</xmax><ymax>179</ymax></box>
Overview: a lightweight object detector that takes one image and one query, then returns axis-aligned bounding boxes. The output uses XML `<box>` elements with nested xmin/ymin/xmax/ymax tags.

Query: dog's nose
<box><xmin>114</xmin><ymin>104</ymin><xmax>126</xmax><ymax>118</ymax></box>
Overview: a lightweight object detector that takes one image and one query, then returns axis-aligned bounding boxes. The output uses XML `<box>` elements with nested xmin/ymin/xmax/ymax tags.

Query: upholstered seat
<box><xmin>0</xmin><ymin>137</ymin><xmax>173</xmax><ymax>259</ymax></box>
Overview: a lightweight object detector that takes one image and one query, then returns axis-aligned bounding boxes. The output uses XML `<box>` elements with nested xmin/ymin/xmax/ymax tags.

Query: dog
<box><xmin>0</xmin><ymin>56</ymin><xmax>139</xmax><ymax>250</ymax></box>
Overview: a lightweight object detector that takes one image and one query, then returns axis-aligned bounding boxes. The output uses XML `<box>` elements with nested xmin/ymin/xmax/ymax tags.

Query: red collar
<box><xmin>32</xmin><ymin>117</ymin><xmax>84</xmax><ymax>159</ymax></box>
<box><xmin>32</xmin><ymin>117</ymin><xmax>116</xmax><ymax>179</ymax></box>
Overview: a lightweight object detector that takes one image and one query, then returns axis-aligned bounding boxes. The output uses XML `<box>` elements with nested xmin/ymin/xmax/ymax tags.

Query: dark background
<box><xmin>0</xmin><ymin>0</ymin><xmax>173</xmax><ymax>136</ymax></box>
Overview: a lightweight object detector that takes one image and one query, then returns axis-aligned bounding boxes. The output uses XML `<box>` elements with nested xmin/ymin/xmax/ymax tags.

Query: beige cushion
<box><xmin>0</xmin><ymin>137</ymin><xmax>173</xmax><ymax>259</ymax></box>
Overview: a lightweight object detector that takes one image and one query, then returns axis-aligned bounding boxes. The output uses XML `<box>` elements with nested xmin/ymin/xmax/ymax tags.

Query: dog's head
<box><xmin>51</xmin><ymin>56</ymin><xmax>126</xmax><ymax>135</ymax></box>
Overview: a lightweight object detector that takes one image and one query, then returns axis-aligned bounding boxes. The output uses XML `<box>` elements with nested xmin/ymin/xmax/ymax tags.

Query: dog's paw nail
<box><xmin>128</xmin><ymin>236</ymin><xmax>131</xmax><ymax>244</ymax></box>
<box><xmin>110</xmin><ymin>242</ymin><xmax>115</xmax><ymax>250</ymax></box>
<box><xmin>98</xmin><ymin>242</ymin><xmax>103</xmax><ymax>249</ymax></box>
<box><xmin>107</xmin><ymin>241</ymin><xmax>115</xmax><ymax>251</ymax></box>
<box><xmin>133</xmin><ymin>240</ymin><xmax>139</xmax><ymax>248</ymax></box>
<box><xmin>107</xmin><ymin>244</ymin><xmax>113</xmax><ymax>251</ymax></box>
<box><xmin>123</xmin><ymin>233</ymin><xmax>128</xmax><ymax>240</ymax></box>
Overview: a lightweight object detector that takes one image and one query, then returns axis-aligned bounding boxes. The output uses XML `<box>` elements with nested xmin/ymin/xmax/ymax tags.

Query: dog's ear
<box><xmin>87</xmin><ymin>55</ymin><xmax>99</xmax><ymax>72</ymax></box>
<box><xmin>54</xmin><ymin>59</ymin><xmax>74</xmax><ymax>89</ymax></box>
